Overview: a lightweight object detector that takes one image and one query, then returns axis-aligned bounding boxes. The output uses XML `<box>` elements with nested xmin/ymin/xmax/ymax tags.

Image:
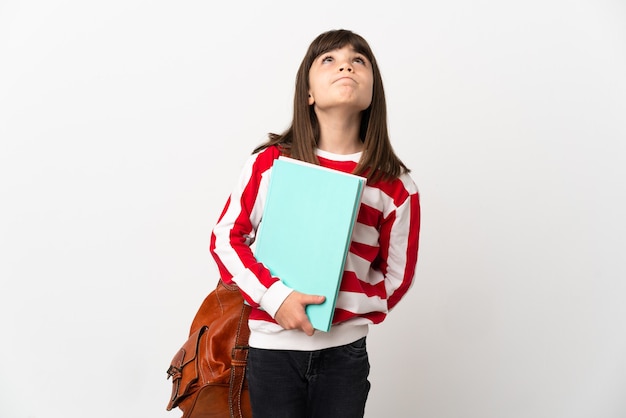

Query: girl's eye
<box><xmin>354</xmin><ymin>56</ymin><xmax>366</xmax><ymax>65</ymax></box>
<box><xmin>322</xmin><ymin>55</ymin><xmax>334</xmax><ymax>63</ymax></box>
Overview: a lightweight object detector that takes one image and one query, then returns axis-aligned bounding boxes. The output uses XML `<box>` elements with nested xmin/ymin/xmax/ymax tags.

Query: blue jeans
<box><xmin>247</xmin><ymin>337</ymin><xmax>371</xmax><ymax>418</ymax></box>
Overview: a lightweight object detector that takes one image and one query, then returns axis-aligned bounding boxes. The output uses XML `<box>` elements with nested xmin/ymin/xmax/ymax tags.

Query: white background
<box><xmin>1</xmin><ymin>1</ymin><xmax>625</xmax><ymax>417</ymax></box>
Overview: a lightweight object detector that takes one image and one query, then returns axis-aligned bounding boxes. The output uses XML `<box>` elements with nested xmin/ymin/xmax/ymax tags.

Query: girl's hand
<box><xmin>274</xmin><ymin>291</ymin><xmax>325</xmax><ymax>336</ymax></box>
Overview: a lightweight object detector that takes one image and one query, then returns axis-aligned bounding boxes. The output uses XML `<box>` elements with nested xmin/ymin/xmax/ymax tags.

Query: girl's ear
<box><xmin>308</xmin><ymin>93</ymin><xmax>314</xmax><ymax>105</ymax></box>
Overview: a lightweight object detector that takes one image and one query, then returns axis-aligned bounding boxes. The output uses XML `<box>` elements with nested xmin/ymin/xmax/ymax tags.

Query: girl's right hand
<box><xmin>274</xmin><ymin>291</ymin><xmax>325</xmax><ymax>336</ymax></box>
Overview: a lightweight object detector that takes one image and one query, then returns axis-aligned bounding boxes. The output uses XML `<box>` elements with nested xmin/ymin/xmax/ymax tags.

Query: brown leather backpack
<box><xmin>166</xmin><ymin>279</ymin><xmax>252</xmax><ymax>418</ymax></box>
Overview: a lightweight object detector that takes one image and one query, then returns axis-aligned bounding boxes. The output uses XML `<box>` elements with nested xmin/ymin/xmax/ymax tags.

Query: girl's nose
<box><xmin>339</xmin><ymin>66</ymin><xmax>353</xmax><ymax>72</ymax></box>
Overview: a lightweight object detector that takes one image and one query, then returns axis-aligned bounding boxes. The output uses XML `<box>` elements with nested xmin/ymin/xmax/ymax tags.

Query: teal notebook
<box><xmin>254</xmin><ymin>156</ymin><xmax>366</xmax><ymax>332</ymax></box>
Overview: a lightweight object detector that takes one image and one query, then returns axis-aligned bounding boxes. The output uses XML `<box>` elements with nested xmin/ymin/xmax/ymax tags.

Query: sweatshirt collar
<box><xmin>316</xmin><ymin>148</ymin><xmax>362</xmax><ymax>162</ymax></box>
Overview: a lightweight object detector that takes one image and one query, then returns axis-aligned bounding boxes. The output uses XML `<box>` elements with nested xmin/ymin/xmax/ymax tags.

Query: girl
<box><xmin>210</xmin><ymin>29</ymin><xmax>421</xmax><ymax>418</ymax></box>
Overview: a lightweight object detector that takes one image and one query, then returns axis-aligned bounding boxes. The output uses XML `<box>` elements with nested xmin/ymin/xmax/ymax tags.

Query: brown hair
<box><xmin>253</xmin><ymin>29</ymin><xmax>409</xmax><ymax>182</ymax></box>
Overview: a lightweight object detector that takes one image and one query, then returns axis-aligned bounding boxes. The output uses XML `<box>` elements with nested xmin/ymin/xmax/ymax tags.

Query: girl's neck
<box><xmin>315</xmin><ymin>110</ymin><xmax>364</xmax><ymax>155</ymax></box>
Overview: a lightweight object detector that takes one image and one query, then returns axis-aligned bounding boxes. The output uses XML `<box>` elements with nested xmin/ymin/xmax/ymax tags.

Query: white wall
<box><xmin>1</xmin><ymin>1</ymin><xmax>625</xmax><ymax>417</ymax></box>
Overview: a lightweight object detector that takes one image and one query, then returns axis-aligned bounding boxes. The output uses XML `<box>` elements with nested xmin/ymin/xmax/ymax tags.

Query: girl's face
<box><xmin>307</xmin><ymin>45</ymin><xmax>373</xmax><ymax>113</ymax></box>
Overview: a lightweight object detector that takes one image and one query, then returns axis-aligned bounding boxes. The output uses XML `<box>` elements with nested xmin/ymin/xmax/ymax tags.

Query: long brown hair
<box><xmin>254</xmin><ymin>29</ymin><xmax>409</xmax><ymax>182</ymax></box>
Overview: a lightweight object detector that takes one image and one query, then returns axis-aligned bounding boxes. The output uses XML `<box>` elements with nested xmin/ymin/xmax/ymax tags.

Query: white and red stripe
<box><xmin>210</xmin><ymin>145</ymin><xmax>420</xmax><ymax>350</ymax></box>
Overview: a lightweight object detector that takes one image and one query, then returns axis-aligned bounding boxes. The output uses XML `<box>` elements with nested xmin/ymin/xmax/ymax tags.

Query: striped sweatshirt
<box><xmin>210</xmin><ymin>145</ymin><xmax>420</xmax><ymax>350</ymax></box>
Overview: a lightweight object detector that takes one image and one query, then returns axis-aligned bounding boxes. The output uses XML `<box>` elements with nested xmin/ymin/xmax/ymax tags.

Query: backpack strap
<box><xmin>228</xmin><ymin>298</ymin><xmax>251</xmax><ymax>418</ymax></box>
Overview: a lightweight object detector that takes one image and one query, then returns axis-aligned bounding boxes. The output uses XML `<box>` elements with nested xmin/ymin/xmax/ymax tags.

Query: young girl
<box><xmin>210</xmin><ymin>29</ymin><xmax>420</xmax><ymax>418</ymax></box>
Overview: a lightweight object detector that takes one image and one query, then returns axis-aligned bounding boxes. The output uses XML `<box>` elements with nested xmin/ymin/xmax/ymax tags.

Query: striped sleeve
<box><xmin>209</xmin><ymin>147</ymin><xmax>294</xmax><ymax>316</ymax></box>
<box><xmin>380</xmin><ymin>174</ymin><xmax>421</xmax><ymax>311</ymax></box>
